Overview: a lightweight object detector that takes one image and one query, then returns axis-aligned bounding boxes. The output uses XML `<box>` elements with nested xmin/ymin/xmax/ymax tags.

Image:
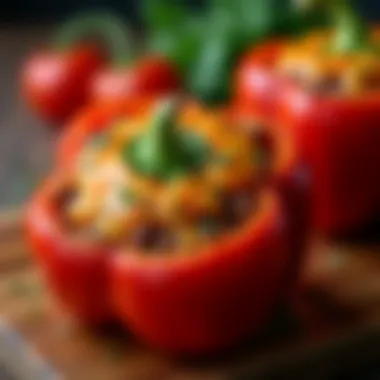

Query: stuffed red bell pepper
<box><xmin>26</xmin><ymin>98</ymin><xmax>301</xmax><ymax>355</ymax></box>
<box><xmin>236</xmin><ymin>0</ymin><xmax>380</xmax><ymax>236</ymax></box>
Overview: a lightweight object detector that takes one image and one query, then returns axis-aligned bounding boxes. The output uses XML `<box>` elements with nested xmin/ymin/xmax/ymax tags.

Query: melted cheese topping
<box><xmin>276</xmin><ymin>30</ymin><xmax>380</xmax><ymax>95</ymax></box>
<box><xmin>67</xmin><ymin>105</ymin><xmax>265</xmax><ymax>243</ymax></box>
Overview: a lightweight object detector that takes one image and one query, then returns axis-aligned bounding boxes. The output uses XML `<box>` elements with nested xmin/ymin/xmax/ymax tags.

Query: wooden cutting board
<box><xmin>1</xmin><ymin>209</ymin><xmax>380</xmax><ymax>380</ymax></box>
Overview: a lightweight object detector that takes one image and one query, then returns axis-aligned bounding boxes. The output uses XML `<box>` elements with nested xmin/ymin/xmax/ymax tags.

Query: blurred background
<box><xmin>0</xmin><ymin>0</ymin><xmax>380</xmax><ymax>22</ymax></box>
<box><xmin>0</xmin><ymin>0</ymin><xmax>379</xmax><ymax>211</ymax></box>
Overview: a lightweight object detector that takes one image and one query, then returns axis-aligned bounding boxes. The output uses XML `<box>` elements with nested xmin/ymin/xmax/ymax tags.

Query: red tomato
<box><xmin>90</xmin><ymin>56</ymin><xmax>181</xmax><ymax>105</ymax></box>
<box><xmin>234</xmin><ymin>41</ymin><xmax>284</xmax><ymax>121</ymax></box>
<box><xmin>21</xmin><ymin>45</ymin><xmax>104</xmax><ymax>124</ymax></box>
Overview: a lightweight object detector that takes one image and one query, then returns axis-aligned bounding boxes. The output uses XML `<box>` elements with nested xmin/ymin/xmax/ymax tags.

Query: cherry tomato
<box><xmin>21</xmin><ymin>45</ymin><xmax>104</xmax><ymax>124</ymax></box>
<box><xmin>91</xmin><ymin>56</ymin><xmax>181</xmax><ymax>105</ymax></box>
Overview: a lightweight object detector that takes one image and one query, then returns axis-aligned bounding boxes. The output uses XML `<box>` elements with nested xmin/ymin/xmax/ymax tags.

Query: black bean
<box><xmin>55</xmin><ymin>186</ymin><xmax>76</xmax><ymax>209</ymax></box>
<box><xmin>198</xmin><ymin>218</ymin><xmax>221</xmax><ymax>237</ymax></box>
<box><xmin>239</xmin><ymin>120</ymin><xmax>273</xmax><ymax>156</ymax></box>
<box><xmin>220</xmin><ymin>190</ymin><xmax>256</xmax><ymax>228</ymax></box>
<box><xmin>363</xmin><ymin>74</ymin><xmax>380</xmax><ymax>91</ymax></box>
<box><xmin>310</xmin><ymin>75</ymin><xmax>342</xmax><ymax>95</ymax></box>
<box><xmin>131</xmin><ymin>223</ymin><xmax>177</xmax><ymax>252</ymax></box>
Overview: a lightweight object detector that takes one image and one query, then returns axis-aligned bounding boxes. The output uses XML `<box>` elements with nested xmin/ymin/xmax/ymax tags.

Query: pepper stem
<box><xmin>124</xmin><ymin>98</ymin><xmax>209</xmax><ymax>180</ymax></box>
<box><xmin>330</xmin><ymin>0</ymin><xmax>370</xmax><ymax>54</ymax></box>
<box><xmin>54</xmin><ymin>12</ymin><xmax>132</xmax><ymax>66</ymax></box>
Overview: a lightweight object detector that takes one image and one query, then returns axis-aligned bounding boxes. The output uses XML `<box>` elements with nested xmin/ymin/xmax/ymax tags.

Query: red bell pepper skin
<box><xmin>21</xmin><ymin>45</ymin><xmax>104</xmax><ymax>124</ymax></box>
<box><xmin>30</xmin><ymin>100</ymin><xmax>300</xmax><ymax>354</ymax></box>
<box><xmin>277</xmin><ymin>82</ymin><xmax>380</xmax><ymax>236</ymax></box>
<box><xmin>90</xmin><ymin>57</ymin><xmax>181</xmax><ymax>106</ymax></box>
<box><xmin>229</xmin><ymin>107</ymin><xmax>310</xmax><ymax>299</ymax></box>
<box><xmin>111</xmin><ymin>191</ymin><xmax>290</xmax><ymax>355</ymax></box>
<box><xmin>270</xmin><ymin>123</ymin><xmax>310</xmax><ymax>299</ymax></box>
<box><xmin>233</xmin><ymin>41</ymin><xmax>284</xmax><ymax>121</ymax></box>
<box><xmin>25</xmin><ymin>175</ymin><xmax>113</xmax><ymax>325</ymax></box>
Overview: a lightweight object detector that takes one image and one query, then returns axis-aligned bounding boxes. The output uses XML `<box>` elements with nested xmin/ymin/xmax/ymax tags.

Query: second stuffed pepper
<box><xmin>236</xmin><ymin>0</ymin><xmax>380</xmax><ymax>236</ymax></box>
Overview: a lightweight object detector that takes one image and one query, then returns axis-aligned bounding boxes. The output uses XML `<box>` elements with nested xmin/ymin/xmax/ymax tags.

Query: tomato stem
<box><xmin>54</xmin><ymin>12</ymin><xmax>132</xmax><ymax>66</ymax></box>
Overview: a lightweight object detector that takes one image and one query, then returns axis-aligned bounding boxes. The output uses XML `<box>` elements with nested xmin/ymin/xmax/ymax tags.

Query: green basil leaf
<box><xmin>147</xmin><ymin>14</ymin><xmax>205</xmax><ymax>73</ymax></box>
<box><xmin>188</xmin><ymin>10</ymin><xmax>241</xmax><ymax>105</ymax></box>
